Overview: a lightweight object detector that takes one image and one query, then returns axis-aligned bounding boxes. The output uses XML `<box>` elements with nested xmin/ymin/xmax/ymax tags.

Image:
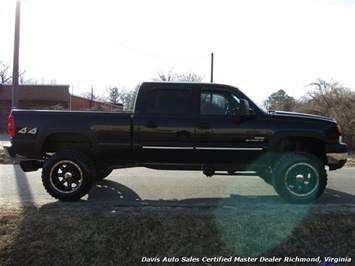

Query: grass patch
<box><xmin>0</xmin><ymin>205</ymin><xmax>354</xmax><ymax>266</ymax></box>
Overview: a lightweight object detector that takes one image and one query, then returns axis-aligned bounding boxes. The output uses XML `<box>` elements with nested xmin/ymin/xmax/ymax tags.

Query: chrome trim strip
<box><xmin>142</xmin><ymin>146</ymin><xmax>263</xmax><ymax>151</ymax></box>
<box><xmin>196</xmin><ymin>147</ymin><xmax>263</xmax><ymax>151</ymax></box>
<box><xmin>142</xmin><ymin>146</ymin><xmax>194</xmax><ymax>150</ymax></box>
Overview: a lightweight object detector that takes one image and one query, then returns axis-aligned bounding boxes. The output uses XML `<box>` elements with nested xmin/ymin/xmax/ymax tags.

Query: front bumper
<box><xmin>326</xmin><ymin>152</ymin><xmax>348</xmax><ymax>170</ymax></box>
<box><xmin>326</xmin><ymin>142</ymin><xmax>348</xmax><ymax>170</ymax></box>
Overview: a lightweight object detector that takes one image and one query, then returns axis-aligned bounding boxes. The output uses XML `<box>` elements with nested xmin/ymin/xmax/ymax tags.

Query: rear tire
<box><xmin>272</xmin><ymin>152</ymin><xmax>327</xmax><ymax>204</ymax></box>
<box><xmin>42</xmin><ymin>150</ymin><xmax>96</xmax><ymax>201</ymax></box>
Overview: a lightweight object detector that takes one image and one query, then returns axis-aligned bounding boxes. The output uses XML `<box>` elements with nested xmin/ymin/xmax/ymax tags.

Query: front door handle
<box><xmin>199</xmin><ymin>122</ymin><xmax>210</xmax><ymax>129</ymax></box>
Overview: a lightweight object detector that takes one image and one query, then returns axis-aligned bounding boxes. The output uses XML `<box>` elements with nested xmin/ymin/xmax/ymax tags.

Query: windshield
<box><xmin>251</xmin><ymin>99</ymin><xmax>268</xmax><ymax>114</ymax></box>
<box><xmin>234</xmin><ymin>87</ymin><xmax>268</xmax><ymax>114</ymax></box>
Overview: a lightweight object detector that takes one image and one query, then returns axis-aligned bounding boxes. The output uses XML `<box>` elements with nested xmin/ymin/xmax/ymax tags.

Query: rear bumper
<box><xmin>326</xmin><ymin>142</ymin><xmax>348</xmax><ymax>170</ymax></box>
<box><xmin>4</xmin><ymin>138</ymin><xmax>39</xmax><ymax>160</ymax></box>
<box><xmin>3</xmin><ymin>143</ymin><xmax>16</xmax><ymax>158</ymax></box>
<box><xmin>4</xmin><ymin>143</ymin><xmax>43</xmax><ymax>171</ymax></box>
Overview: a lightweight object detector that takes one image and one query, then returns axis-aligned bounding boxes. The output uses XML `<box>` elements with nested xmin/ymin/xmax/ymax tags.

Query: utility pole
<box><xmin>69</xmin><ymin>85</ymin><xmax>73</xmax><ymax>111</ymax></box>
<box><xmin>210</xmin><ymin>53</ymin><xmax>214</xmax><ymax>83</ymax></box>
<box><xmin>90</xmin><ymin>85</ymin><xmax>93</xmax><ymax>109</ymax></box>
<box><xmin>12</xmin><ymin>0</ymin><xmax>21</xmax><ymax>109</ymax></box>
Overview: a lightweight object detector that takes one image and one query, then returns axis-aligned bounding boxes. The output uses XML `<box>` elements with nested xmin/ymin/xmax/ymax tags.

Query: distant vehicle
<box><xmin>5</xmin><ymin>82</ymin><xmax>348</xmax><ymax>204</ymax></box>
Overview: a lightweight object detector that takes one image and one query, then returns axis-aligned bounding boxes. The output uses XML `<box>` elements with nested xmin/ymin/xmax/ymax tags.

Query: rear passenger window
<box><xmin>146</xmin><ymin>88</ymin><xmax>192</xmax><ymax>115</ymax></box>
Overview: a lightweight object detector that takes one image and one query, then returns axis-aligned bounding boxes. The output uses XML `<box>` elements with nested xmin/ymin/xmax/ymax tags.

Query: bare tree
<box><xmin>154</xmin><ymin>67</ymin><xmax>177</xmax><ymax>81</ymax></box>
<box><xmin>0</xmin><ymin>60</ymin><xmax>35</xmax><ymax>84</ymax></box>
<box><xmin>154</xmin><ymin>67</ymin><xmax>203</xmax><ymax>82</ymax></box>
<box><xmin>107</xmin><ymin>86</ymin><xmax>127</xmax><ymax>105</ymax></box>
<box><xmin>297</xmin><ymin>78</ymin><xmax>352</xmax><ymax>115</ymax></box>
<box><xmin>177</xmin><ymin>72</ymin><xmax>203</xmax><ymax>82</ymax></box>
<box><xmin>80</xmin><ymin>91</ymin><xmax>103</xmax><ymax>102</ymax></box>
<box><xmin>30</xmin><ymin>77</ymin><xmax>57</xmax><ymax>85</ymax></box>
<box><xmin>124</xmin><ymin>84</ymin><xmax>140</xmax><ymax>111</ymax></box>
<box><xmin>296</xmin><ymin>78</ymin><xmax>355</xmax><ymax>150</ymax></box>
<box><xmin>0</xmin><ymin>60</ymin><xmax>12</xmax><ymax>84</ymax></box>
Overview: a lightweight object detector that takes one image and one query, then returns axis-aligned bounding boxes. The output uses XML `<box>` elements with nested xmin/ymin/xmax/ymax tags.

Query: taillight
<box><xmin>8</xmin><ymin>115</ymin><xmax>16</xmax><ymax>137</ymax></box>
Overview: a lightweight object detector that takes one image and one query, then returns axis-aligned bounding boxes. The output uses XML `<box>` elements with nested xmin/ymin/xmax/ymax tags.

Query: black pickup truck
<box><xmin>5</xmin><ymin>81</ymin><xmax>348</xmax><ymax>203</ymax></box>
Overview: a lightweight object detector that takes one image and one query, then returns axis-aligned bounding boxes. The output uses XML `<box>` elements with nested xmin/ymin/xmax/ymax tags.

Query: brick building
<box><xmin>70</xmin><ymin>95</ymin><xmax>123</xmax><ymax>111</ymax></box>
<box><xmin>0</xmin><ymin>84</ymin><xmax>123</xmax><ymax>133</ymax></box>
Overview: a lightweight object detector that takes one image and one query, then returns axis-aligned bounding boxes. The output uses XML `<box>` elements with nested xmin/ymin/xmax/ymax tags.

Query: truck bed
<box><xmin>10</xmin><ymin>109</ymin><xmax>133</xmax><ymax>160</ymax></box>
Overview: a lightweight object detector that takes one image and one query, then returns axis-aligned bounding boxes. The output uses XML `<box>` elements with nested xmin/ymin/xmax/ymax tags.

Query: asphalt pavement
<box><xmin>0</xmin><ymin>133</ymin><xmax>10</xmax><ymax>144</ymax></box>
<box><xmin>0</xmin><ymin>164</ymin><xmax>354</xmax><ymax>212</ymax></box>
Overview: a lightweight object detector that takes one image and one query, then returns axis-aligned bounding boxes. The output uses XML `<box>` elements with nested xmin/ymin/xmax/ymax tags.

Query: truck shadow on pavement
<box><xmin>321</xmin><ymin>188</ymin><xmax>355</xmax><ymax>205</ymax></box>
<box><xmin>88</xmin><ymin>180</ymin><xmax>142</xmax><ymax>202</ymax></box>
<box><xmin>86</xmin><ymin>179</ymin><xmax>285</xmax><ymax>206</ymax></box>
<box><xmin>85</xmin><ymin>179</ymin><xmax>355</xmax><ymax>207</ymax></box>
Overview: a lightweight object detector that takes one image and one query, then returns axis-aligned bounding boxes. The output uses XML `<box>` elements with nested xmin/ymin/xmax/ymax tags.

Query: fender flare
<box><xmin>35</xmin><ymin>128</ymin><xmax>100</xmax><ymax>159</ymax></box>
<box><xmin>268</xmin><ymin>130</ymin><xmax>327</xmax><ymax>151</ymax></box>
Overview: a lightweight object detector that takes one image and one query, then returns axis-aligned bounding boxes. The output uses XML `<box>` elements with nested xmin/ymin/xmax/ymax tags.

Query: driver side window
<box><xmin>200</xmin><ymin>91</ymin><xmax>239</xmax><ymax>115</ymax></box>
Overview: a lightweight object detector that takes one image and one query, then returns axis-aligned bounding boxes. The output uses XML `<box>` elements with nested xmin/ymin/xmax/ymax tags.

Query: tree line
<box><xmin>84</xmin><ymin>67</ymin><xmax>204</xmax><ymax>112</ymax></box>
<box><xmin>1</xmin><ymin>60</ymin><xmax>57</xmax><ymax>85</ymax></box>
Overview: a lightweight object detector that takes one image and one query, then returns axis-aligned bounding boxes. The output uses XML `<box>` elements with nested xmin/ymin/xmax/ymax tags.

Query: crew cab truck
<box><xmin>4</xmin><ymin>82</ymin><xmax>348</xmax><ymax>204</ymax></box>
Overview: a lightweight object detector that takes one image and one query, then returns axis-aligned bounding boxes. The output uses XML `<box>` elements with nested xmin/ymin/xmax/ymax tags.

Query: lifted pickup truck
<box><xmin>5</xmin><ymin>81</ymin><xmax>348</xmax><ymax>204</ymax></box>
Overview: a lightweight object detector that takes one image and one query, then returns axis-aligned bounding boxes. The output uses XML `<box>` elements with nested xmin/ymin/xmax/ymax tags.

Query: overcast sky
<box><xmin>0</xmin><ymin>0</ymin><xmax>354</xmax><ymax>103</ymax></box>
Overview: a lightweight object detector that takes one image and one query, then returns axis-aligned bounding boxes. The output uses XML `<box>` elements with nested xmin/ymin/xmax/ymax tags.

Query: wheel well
<box><xmin>42</xmin><ymin>133</ymin><xmax>91</xmax><ymax>155</ymax></box>
<box><xmin>273</xmin><ymin>137</ymin><xmax>326</xmax><ymax>164</ymax></box>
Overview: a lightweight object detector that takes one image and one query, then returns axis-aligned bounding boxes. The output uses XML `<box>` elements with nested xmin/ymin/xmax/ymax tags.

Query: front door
<box><xmin>195</xmin><ymin>88</ymin><xmax>267</xmax><ymax>167</ymax></box>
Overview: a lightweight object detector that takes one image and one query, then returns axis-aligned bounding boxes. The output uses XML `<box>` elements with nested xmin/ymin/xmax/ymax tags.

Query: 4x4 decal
<box><xmin>18</xmin><ymin>127</ymin><xmax>38</xmax><ymax>135</ymax></box>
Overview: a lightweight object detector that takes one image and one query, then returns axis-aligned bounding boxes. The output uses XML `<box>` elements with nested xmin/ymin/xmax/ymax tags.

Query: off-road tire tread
<box><xmin>42</xmin><ymin>150</ymin><xmax>96</xmax><ymax>201</ymax></box>
<box><xmin>272</xmin><ymin>152</ymin><xmax>327</xmax><ymax>204</ymax></box>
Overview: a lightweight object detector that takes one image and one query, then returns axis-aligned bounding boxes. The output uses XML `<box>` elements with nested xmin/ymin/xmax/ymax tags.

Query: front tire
<box><xmin>272</xmin><ymin>152</ymin><xmax>327</xmax><ymax>204</ymax></box>
<box><xmin>42</xmin><ymin>150</ymin><xmax>96</xmax><ymax>201</ymax></box>
<box><xmin>257</xmin><ymin>166</ymin><xmax>273</xmax><ymax>185</ymax></box>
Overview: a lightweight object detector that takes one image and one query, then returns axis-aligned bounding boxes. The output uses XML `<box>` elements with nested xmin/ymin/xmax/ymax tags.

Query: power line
<box><xmin>38</xmin><ymin>1</ymin><xmax>211</xmax><ymax>62</ymax></box>
<box><xmin>85</xmin><ymin>24</ymin><xmax>210</xmax><ymax>61</ymax></box>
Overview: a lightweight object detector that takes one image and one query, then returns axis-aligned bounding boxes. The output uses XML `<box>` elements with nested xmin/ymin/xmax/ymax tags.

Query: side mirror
<box><xmin>238</xmin><ymin>99</ymin><xmax>256</xmax><ymax>118</ymax></box>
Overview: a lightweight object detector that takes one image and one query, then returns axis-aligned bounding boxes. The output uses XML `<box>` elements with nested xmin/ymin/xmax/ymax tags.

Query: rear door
<box><xmin>136</xmin><ymin>85</ymin><xmax>196</xmax><ymax>163</ymax></box>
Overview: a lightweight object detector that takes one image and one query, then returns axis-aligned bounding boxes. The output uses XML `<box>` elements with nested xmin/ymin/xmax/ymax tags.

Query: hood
<box><xmin>270</xmin><ymin>110</ymin><xmax>336</xmax><ymax>123</ymax></box>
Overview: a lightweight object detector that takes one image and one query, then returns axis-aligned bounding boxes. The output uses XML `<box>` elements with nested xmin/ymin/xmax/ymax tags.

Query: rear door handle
<box><xmin>199</xmin><ymin>122</ymin><xmax>210</xmax><ymax>129</ymax></box>
<box><xmin>146</xmin><ymin>122</ymin><xmax>158</xmax><ymax>128</ymax></box>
